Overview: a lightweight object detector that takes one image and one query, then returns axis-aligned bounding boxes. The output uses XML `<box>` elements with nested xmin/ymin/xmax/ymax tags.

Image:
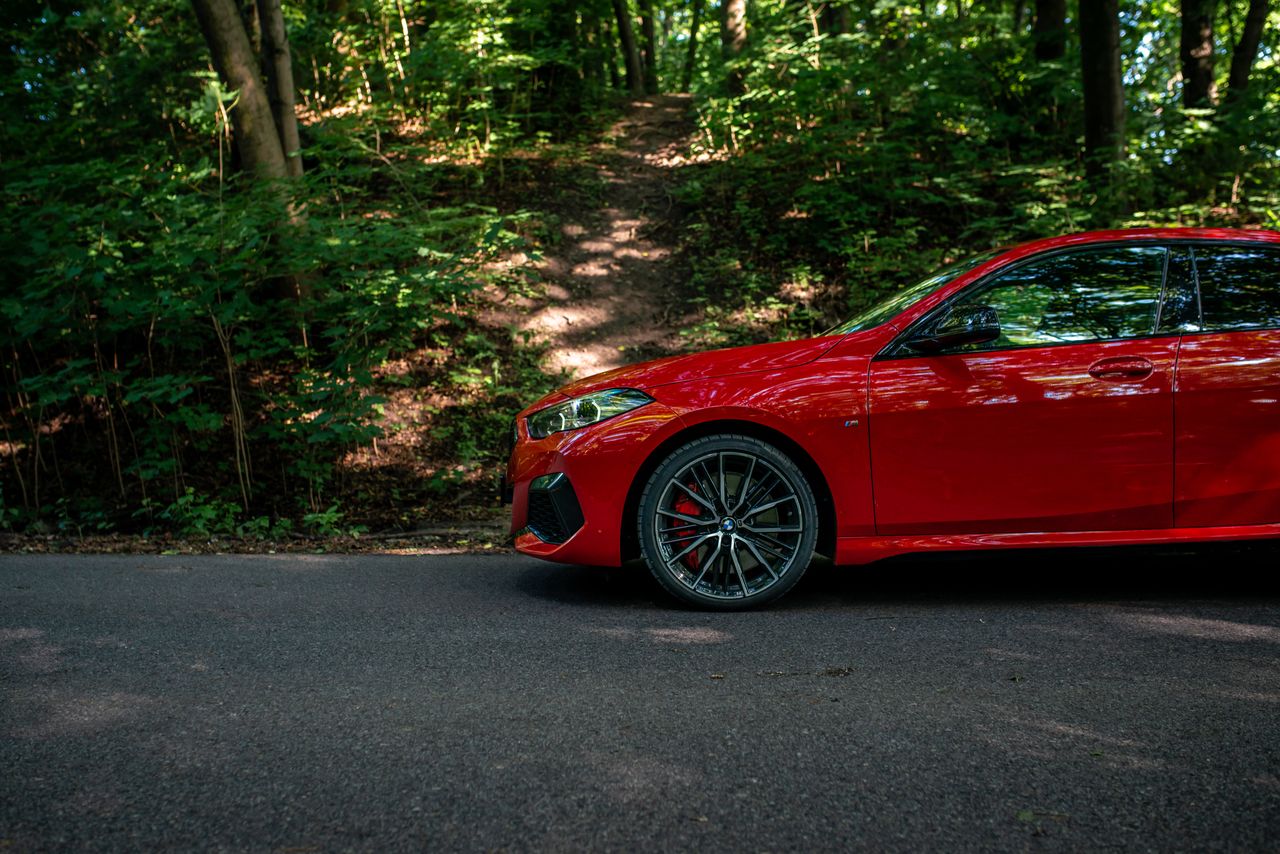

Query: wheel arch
<box><xmin>620</xmin><ymin>418</ymin><xmax>838</xmax><ymax>562</ymax></box>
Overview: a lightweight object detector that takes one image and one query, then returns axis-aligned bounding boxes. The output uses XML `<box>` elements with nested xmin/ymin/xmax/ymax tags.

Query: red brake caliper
<box><xmin>672</xmin><ymin>483</ymin><xmax>703</xmax><ymax>570</ymax></box>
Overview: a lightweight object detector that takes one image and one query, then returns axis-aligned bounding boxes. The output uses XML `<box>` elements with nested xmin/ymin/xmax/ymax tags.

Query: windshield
<box><xmin>825</xmin><ymin>248</ymin><xmax>1004</xmax><ymax>335</ymax></box>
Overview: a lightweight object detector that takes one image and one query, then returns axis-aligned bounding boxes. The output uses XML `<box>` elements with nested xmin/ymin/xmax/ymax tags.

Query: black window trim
<box><xmin>873</xmin><ymin>238</ymin><xmax>1279</xmax><ymax>361</ymax></box>
<box><xmin>1152</xmin><ymin>247</ymin><xmax>1172</xmax><ymax>332</ymax></box>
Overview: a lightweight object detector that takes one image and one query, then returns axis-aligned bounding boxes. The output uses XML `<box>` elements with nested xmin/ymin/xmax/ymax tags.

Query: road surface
<box><xmin>3</xmin><ymin>544</ymin><xmax>1279</xmax><ymax>850</ymax></box>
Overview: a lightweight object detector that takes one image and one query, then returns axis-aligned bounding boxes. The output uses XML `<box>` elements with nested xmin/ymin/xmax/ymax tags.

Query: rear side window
<box><xmin>1194</xmin><ymin>245</ymin><xmax>1280</xmax><ymax>331</ymax></box>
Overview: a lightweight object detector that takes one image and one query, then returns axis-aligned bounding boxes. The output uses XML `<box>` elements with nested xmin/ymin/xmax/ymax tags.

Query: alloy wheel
<box><xmin>649</xmin><ymin>447</ymin><xmax>809</xmax><ymax>603</ymax></box>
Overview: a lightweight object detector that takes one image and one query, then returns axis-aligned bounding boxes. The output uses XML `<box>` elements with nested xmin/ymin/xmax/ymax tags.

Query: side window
<box><xmin>1193</xmin><ymin>245</ymin><xmax>1280</xmax><ymax>331</ymax></box>
<box><xmin>940</xmin><ymin>246</ymin><xmax>1167</xmax><ymax>352</ymax></box>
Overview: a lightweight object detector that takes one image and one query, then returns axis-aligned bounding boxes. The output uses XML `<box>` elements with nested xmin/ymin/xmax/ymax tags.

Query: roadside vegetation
<box><xmin>1</xmin><ymin>0</ymin><xmax>1277</xmax><ymax>545</ymax></box>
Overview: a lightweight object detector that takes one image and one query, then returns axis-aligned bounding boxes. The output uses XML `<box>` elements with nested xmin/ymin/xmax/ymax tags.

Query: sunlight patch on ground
<box><xmin>11</xmin><ymin>690</ymin><xmax>157</xmax><ymax>739</ymax></box>
<box><xmin>586</xmin><ymin>625</ymin><xmax>732</xmax><ymax>645</ymax></box>
<box><xmin>972</xmin><ymin>710</ymin><xmax>1165</xmax><ymax>771</ymax></box>
<box><xmin>1112</xmin><ymin>612</ymin><xmax>1280</xmax><ymax>644</ymax></box>
<box><xmin>585</xmin><ymin>753</ymin><xmax>701</xmax><ymax>805</ymax></box>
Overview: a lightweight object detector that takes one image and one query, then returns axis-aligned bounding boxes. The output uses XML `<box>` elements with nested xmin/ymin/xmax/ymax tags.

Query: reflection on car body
<box><xmin>505</xmin><ymin>228</ymin><xmax>1280</xmax><ymax>609</ymax></box>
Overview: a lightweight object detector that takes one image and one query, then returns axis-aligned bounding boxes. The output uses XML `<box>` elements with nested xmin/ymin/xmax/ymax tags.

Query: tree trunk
<box><xmin>1013</xmin><ymin>0</ymin><xmax>1027</xmax><ymax>33</ymax></box>
<box><xmin>602</xmin><ymin>17</ymin><xmax>622</xmax><ymax>90</ymax></box>
<box><xmin>1032</xmin><ymin>0</ymin><xmax>1066</xmax><ymax>60</ymax></box>
<box><xmin>611</xmin><ymin>0</ymin><xmax>646</xmax><ymax>96</ymax></box>
<box><xmin>530</xmin><ymin>0</ymin><xmax>583</xmax><ymax>122</ymax></box>
<box><xmin>682</xmin><ymin>0</ymin><xmax>705</xmax><ymax>92</ymax></box>
<box><xmin>192</xmin><ymin>0</ymin><xmax>289</xmax><ymax>179</ymax></box>
<box><xmin>584</xmin><ymin>11</ymin><xmax>606</xmax><ymax>87</ymax></box>
<box><xmin>582</xmin><ymin>14</ymin><xmax>597</xmax><ymax>85</ymax></box>
<box><xmin>826</xmin><ymin>1</ymin><xmax>852</xmax><ymax>35</ymax></box>
<box><xmin>1078</xmin><ymin>0</ymin><xmax>1125</xmax><ymax>178</ymax></box>
<box><xmin>193</xmin><ymin>0</ymin><xmax>308</xmax><ymax>303</ymax></box>
<box><xmin>1180</xmin><ymin>0</ymin><xmax>1217</xmax><ymax>107</ymax></box>
<box><xmin>1226</xmin><ymin>0</ymin><xmax>1269</xmax><ymax>98</ymax></box>
<box><xmin>721</xmin><ymin>0</ymin><xmax>747</xmax><ymax>95</ymax></box>
<box><xmin>256</xmin><ymin>0</ymin><xmax>304</xmax><ymax>177</ymax></box>
<box><xmin>640</xmin><ymin>0</ymin><xmax>659</xmax><ymax>94</ymax></box>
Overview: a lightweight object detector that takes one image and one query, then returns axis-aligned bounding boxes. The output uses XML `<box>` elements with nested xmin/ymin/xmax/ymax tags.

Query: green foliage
<box><xmin>427</xmin><ymin>326</ymin><xmax>562</xmax><ymax>467</ymax></box>
<box><xmin>2</xmin><ymin>0</ymin><xmax>1278</xmax><ymax>535</ymax></box>
<box><xmin>289</xmin><ymin>0</ymin><xmax>615</xmax><ymax>146</ymax></box>
<box><xmin>128</xmin><ymin>487</ymin><xmax>296</xmax><ymax>539</ymax></box>
<box><xmin>148</xmin><ymin>488</ymin><xmax>244</xmax><ymax>538</ymax></box>
<box><xmin>674</xmin><ymin>0</ymin><xmax>1280</xmax><ymax>333</ymax></box>
<box><xmin>302</xmin><ymin>504</ymin><xmax>366</xmax><ymax>537</ymax></box>
<box><xmin>0</xmin><ymin>0</ymin><xmax>544</xmax><ymax>533</ymax></box>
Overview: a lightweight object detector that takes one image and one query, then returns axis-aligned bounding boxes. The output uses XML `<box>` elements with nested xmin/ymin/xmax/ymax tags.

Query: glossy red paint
<box><xmin>540</xmin><ymin>334</ymin><xmax>846</xmax><ymax>403</ymax></box>
<box><xmin>506</xmin><ymin>227</ymin><xmax>1280</xmax><ymax>568</ymax></box>
<box><xmin>868</xmin><ymin>338</ymin><xmax>1178</xmax><ymax>534</ymax></box>
<box><xmin>506</xmin><ymin>332</ymin><xmax>875</xmax><ymax>565</ymax></box>
<box><xmin>1173</xmin><ymin>329</ymin><xmax>1280</xmax><ymax>526</ymax></box>
<box><xmin>507</xmin><ymin>400</ymin><xmax>687</xmax><ymax>565</ymax></box>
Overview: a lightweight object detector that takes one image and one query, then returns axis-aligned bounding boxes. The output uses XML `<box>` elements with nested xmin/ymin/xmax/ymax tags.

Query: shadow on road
<box><xmin>516</xmin><ymin>539</ymin><xmax>1280</xmax><ymax>611</ymax></box>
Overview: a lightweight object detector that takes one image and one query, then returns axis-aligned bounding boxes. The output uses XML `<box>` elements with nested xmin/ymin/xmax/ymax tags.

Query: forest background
<box><xmin>1</xmin><ymin>0</ymin><xmax>1277</xmax><ymax>544</ymax></box>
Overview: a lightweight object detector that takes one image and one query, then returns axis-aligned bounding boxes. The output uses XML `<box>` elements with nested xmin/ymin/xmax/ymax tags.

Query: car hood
<box><xmin>532</xmin><ymin>335</ymin><xmax>847</xmax><ymax>407</ymax></box>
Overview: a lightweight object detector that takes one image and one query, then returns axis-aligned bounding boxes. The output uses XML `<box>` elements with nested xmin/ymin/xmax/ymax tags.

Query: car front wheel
<box><xmin>637</xmin><ymin>434</ymin><xmax>819</xmax><ymax>610</ymax></box>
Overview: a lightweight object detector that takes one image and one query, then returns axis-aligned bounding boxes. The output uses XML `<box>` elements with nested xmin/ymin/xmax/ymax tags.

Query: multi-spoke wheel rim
<box><xmin>652</xmin><ymin>450</ymin><xmax>806</xmax><ymax>601</ymax></box>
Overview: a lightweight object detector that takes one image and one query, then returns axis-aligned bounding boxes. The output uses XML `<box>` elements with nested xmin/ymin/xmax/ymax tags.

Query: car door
<box><xmin>868</xmin><ymin>244</ymin><xmax>1177</xmax><ymax>535</ymax></box>
<box><xmin>1172</xmin><ymin>242</ymin><xmax>1280</xmax><ymax>527</ymax></box>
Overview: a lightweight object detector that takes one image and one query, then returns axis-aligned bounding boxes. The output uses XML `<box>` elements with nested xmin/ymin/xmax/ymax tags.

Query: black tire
<box><xmin>636</xmin><ymin>434</ymin><xmax>819</xmax><ymax>610</ymax></box>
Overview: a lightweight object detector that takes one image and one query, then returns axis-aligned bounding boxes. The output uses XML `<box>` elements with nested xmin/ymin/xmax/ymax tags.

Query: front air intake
<box><xmin>526</xmin><ymin>473</ymin><xmax>585</xmax><ymax>544</ymax></box>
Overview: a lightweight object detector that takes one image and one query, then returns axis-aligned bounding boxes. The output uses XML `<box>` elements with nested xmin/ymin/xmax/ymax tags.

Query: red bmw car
<box><xmin>505</xmin><ymin>228</ymin><xmax>1280</xmax><ymax>609</ymax></box>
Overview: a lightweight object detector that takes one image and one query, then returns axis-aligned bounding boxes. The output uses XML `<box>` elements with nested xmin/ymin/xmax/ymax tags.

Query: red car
<box><xmin>506</xmin><ymin>228</ymin><xmax>1280</xmax><ymax>609</ymax></box>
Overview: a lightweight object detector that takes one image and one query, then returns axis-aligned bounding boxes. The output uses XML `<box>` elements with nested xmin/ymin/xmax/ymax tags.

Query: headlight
<box><xmin>526</xmin><ymin>388</ymin><xmax>654</xmax><ymax>439</ymax></box>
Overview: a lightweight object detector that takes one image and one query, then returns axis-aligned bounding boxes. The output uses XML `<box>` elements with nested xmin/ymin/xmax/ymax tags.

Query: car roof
<box><xmin>1005</xmin><ymin>227</ymin><xmax>1280</xmax><ymax>256</ymax></box>
<box><xmin>967</xmin><ymin>227</ymin><xmax>1280</xmax><ymax>278</ymax></box>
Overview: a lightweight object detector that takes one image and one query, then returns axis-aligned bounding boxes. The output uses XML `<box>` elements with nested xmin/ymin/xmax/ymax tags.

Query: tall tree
<box><xmin>682</xmin><ymin>0</ymin><xmax>705</xmax><ymax>91</ymax></box>
<box><xmin>256</xmin><ymin>0</ymin><xmax>303</xmax><ymax>177</ymax></box>
<box><xmin>640</xmin><ymin>0</ymin><xmax>659</xmax><ymax>93</ymax></box>
<box><xmin>584</xmin><ymin>12</ymin><xmax>606</xmax><ymax>86</ymax></box>
<box><xmin>1180</xmin><ymin>0</ymin><xmax>1217</xmax><ymax>107</ymax></box>
<box><xmin>1226</xmin><ymin>0</ymin><xmax>1270</xmax><ymax>99</ymax></box>
<box><xmin>1033</xmin><ymin>0</ymin><xmax>1067</xmax><ymax>60</ymax></box>
<box><xmin>193</xmin><ymin>0</ymin><xmax>310</xmax><ymax>304</ymax></box>
<box><xmin>611</xmin><ymin>0</ymin><xmax>646</xmax><ymax>96</ymax></box>
<box><xmin>601</xmin><ymin>17</ymin><xmax>623</xmax><ymax>90</ymax></box>
<box><xmin>721</xmin><ymin>0</ymin><xmax>747</xmax><ymax>95</ymax></box>
<box><xmin>1078</xmin><ymin>0</ymin><xmax>1125</xmax><ymax>178</ymax></box>
<box><xmin>825</xmin><ymin>1</ymin><xmax>852</xmax><ymax>35</ymax></box>
<box><xmin>191</xmin><ymin>0</ymin><xmax>289</xmax><ymax>179</ymax></box>
<box><xmin>529</xmin><ymin>0</ymin><xmax>584</xmax><ymax>120</ymax></box>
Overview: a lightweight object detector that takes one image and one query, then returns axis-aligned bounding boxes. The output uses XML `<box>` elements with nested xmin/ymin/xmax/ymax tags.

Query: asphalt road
<box><xmin>3</xmin><ymin>544</ymin><xmax>1280</xmax><ymax>852</ymax></box>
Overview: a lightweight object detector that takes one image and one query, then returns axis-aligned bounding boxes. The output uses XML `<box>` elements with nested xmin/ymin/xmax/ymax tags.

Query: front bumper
<box><xmin>505</xmin><ymin>401</ymin><xmax>681</xmax><ymax>566</ymax></box>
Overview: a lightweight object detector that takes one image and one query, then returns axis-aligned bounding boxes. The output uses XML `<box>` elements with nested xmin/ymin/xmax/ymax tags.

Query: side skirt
<box><xmin>835</xmin><ymin>523</ymin><xmax>1280</xmax><ymax>565</ymax></box>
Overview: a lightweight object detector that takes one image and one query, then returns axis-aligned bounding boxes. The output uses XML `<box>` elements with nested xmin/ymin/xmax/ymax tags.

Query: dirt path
<box><xmin>513</xmin><ymin>94</ymin><xmax>696</xmax><ymax>378</ymax></box>
<box><xmin>0</xmin><ymin>98</ymin><xmax>707</xmax><ymax>550</ymax></box>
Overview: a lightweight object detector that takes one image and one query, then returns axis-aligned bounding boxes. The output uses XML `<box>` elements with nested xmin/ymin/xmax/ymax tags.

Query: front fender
<box><xmin>650</xmin><ymin>349</ymin><xmax>876</xmax><ymax>538</ymax></box>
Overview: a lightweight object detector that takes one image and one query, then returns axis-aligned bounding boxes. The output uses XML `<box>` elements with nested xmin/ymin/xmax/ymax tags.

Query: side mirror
<box><xmin>907</xmin><ymin>304</ymin><xmax>1001</xmax><ymax>354</ymax></box>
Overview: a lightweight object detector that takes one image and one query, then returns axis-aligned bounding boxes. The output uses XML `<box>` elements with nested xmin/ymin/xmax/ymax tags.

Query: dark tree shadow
<box><xmin>516</xmin><ymin>539</ymin><xmax>1280</xmax><ymax>611</ymax></box>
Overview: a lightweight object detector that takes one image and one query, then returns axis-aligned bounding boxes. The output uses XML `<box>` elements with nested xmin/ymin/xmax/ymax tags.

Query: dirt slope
<box><xmin>503</xmin><ymin>94</ymin><xmax>697</xmax><ymax>378</ymax></box>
